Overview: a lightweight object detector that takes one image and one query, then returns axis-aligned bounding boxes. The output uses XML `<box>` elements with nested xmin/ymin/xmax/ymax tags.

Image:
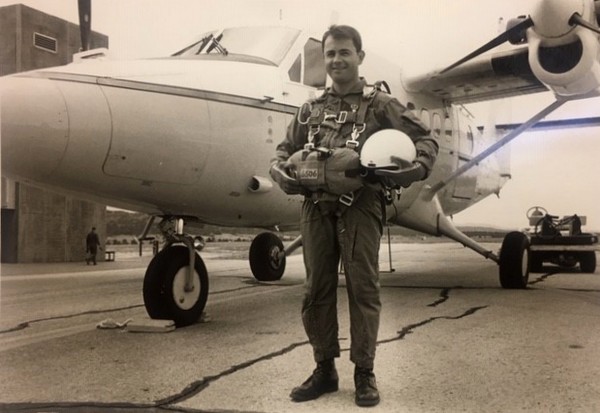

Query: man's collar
<box><xmin>326</xmin><ymin>78</ymin><xmax>368</xmax><ymax>97</ymax></box>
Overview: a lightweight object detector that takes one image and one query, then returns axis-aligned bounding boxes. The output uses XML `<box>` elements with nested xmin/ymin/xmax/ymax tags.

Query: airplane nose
<box><xmin>1</xmin><ymin>76</ymin><xmax>69</xmax><ymax>182</ymax></box>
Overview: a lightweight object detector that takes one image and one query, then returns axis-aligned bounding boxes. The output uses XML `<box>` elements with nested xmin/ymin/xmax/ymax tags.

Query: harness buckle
<box><xmin>336</xmin><ymin>111</ymin><xmax>348</xmax><ymax>124</ymax></box>
<box><xmin>339</xmin><ymin>192</ymin><xmax>354</xmax><ymax>206</ymax></box>
<box><xmin>297</xmin><ymin>102</ymin><xmax>312</xmax><ymax>125</ymax></box>
<box><xmin>345</xmin><ymin>140</ymin><xmax>359</xmax><ymax>149</ymax></box>
<box><xmin>307</xmin><ymin>125</ymin><xmax>320</xmax><ymax>143</ymax></box>
<box><xmin>351</xmin><ymin>123</ymin><xmax>366</xmax><ymax>141</ymax></box>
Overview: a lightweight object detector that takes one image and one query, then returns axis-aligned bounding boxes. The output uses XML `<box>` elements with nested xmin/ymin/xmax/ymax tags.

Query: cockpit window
<box><xmin>172</xmin><ymin>27</ymin><xmax>301</xmax><ymax>66</ymax></box>
<box><xmin>303</xmin><ymin>38</ymin><xmax>326</xmax><ymax>87</ymax></box>
<box><xmin>288</xmin><ymin>54</ymin><xmax>301</xmax><ymax>82</ymax></box>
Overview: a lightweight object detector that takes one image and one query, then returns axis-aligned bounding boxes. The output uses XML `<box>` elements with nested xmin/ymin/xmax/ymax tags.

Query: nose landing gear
<box><xmin>142</xmin><ymin>217</ymin><xmax>209</xmax><ymax>327</ymax></box>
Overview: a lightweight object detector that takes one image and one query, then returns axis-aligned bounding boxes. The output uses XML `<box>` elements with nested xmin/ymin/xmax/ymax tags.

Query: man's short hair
<box><xmin>322</xmin><ymin>25</ymin><xmax>362</xmax><ymax>52</ymax></box>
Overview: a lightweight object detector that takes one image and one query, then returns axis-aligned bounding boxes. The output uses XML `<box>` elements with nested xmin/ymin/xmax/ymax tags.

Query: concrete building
<box><xmin>1</xmin><ymin>4</ymin><xmax>109</xmax><ymax>263</ymax></box>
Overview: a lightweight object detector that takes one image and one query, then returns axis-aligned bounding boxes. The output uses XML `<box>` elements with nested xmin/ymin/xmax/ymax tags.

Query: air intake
<box><xmin>33</xmin><ymin>32</ymin><xmax>57</xmax><ymax>53</ymax></box>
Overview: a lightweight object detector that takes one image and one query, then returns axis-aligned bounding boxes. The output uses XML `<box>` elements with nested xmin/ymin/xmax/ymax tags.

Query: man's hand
<box><xmin>270</xmin><ymin>161</ymin><xmax>303</xmax><ymax>195</ymax></box>
<box><xmin>374</xmin><ymin>159</ymin><xmax>426</xmax><ymax>188</ymax></box>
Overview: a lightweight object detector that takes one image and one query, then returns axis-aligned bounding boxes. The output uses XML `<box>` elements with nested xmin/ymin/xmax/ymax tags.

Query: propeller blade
<box><xmin>440</xmin><ymin>17</ymin><xmax>534</xmax><ymax>74</ymax></box>
<box><xmin>569</xmin><ymin>12</ymin><xmax>600</xmax><ymax>35</ymax></box>
<box><xmin>78</xmin><ymin>0</ymin><xmax>91</xmax><ymax>51</ymax></box>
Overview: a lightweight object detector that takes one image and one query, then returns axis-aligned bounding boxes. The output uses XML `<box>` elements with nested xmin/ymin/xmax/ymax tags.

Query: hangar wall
<box><xmin>16</xmin><ymin>185</ymin><xmax>107</xmax><ymax>263</ymax></box>
<box><xmin>1</xmin><ymin>4</ymin><xmax>109</xmax><ymax>263</ymax></box>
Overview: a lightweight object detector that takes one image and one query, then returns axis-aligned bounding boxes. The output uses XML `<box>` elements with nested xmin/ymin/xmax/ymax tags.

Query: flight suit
<box><xmin>275</xmin><ymin>78</ymin><xmax>438</xmax><ymax>369</ymax></box>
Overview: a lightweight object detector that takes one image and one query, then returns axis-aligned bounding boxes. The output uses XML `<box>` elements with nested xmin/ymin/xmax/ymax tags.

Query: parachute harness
<box><xmin>297</xmin><ymin>82</ymin><xmax>386</xmax><ymax>151</ymax></box>
<box><xmin>291</xmin><ymin>82</ymin><xmax>388</xmax><ymax>206</ymax></box>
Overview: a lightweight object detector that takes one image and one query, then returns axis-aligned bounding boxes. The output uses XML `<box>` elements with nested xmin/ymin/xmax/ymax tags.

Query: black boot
<box><xmin>290</xmin><ymin>359</ymin><xmax>338</xmax><ymax>402</ymax></box>
<box><xmin>354</xmin><ymin>366</ymin><xmax>380</xmax><ymax>407</ymax></box>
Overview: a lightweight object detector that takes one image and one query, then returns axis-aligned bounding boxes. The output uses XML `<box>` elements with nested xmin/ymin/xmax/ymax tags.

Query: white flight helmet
<box><xmin>360</xmin><ymin>129</ymin><xmax>416</xmax><ymax>169</ymax></box>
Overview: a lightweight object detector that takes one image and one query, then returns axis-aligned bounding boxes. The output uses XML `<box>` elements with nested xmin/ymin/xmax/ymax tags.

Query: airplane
<box><xmin>2</xmin><ymin>0</ymin><xmax>600</xmax><ymax>327</ymax></box>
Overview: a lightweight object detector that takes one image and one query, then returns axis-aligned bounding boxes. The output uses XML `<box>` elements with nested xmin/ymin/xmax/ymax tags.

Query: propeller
<box><xmin>440</xmin><ymin>0</ymin><xmax>600</xmax><ymax>75</ymax></box>
<box><xmin>440</xmin><ymin>18</ymin><xmax>533</xmax><ymax>74</ymax></box>
<box><xmin>78</xmin><ymin>0</ymin><xmax>91</xmax><ymax>51</ymax></box>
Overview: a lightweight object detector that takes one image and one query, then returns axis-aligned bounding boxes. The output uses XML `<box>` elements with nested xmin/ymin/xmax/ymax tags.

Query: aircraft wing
<box><xmin>404</xmin><ymin>46</ymin><xmax>548</xmax><ymax>105</ymax></box>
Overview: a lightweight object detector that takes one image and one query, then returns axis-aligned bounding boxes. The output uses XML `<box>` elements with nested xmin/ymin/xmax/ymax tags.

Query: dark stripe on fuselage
<box><xmin>18</xmin><ymin>71</ymin><xmax>299</xmax><ymax>115</ymax></box>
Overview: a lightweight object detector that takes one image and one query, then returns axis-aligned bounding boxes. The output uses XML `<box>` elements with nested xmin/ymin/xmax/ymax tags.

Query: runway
<box><xmin>0</xmin><ymin>241</ymin><xmax>598</xmax><ymax>412</ymax></box>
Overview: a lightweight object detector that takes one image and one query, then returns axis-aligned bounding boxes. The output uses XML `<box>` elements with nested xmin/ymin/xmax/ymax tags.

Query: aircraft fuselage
<box><xmin>0</xmin><ymin>27</ymin><xmax>509</xmax><ymax>233</ymax></box>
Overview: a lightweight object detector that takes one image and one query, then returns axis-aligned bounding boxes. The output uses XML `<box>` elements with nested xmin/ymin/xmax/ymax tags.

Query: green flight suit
<box><xmin>275</xmin><ymin>78</ymin><xmax>438</xmax><ymax>369</ymax></box>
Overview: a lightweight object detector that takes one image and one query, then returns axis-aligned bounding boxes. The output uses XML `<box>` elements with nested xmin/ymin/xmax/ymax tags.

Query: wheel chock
<box><xmin>126</xmin><ymin>318</ymin><xmax>176</xmax><ymax>333</ymax></box>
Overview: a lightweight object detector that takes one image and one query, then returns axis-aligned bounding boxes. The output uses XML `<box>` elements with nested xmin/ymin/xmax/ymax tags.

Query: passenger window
<box><xmin>288</xmin><ymin>54</ymin><xmax>301</xmax><ymax>82</ymax></box>
<box><xmin>465</xmin><ymin>125</ymin><xmax>475</xmax><ymax>154</ymax></box>
<box><xmin>432</xmin><ymin>112</ymin><xmax>442</xmax><ymax>140</ymax></box>
<box><xmin>303</xmin><ymin>38</ymin><xmax>326</xmax><ymax>87</ymax></box>
<box><xmin>420</xmin><ymin>108</ymin><xmax>430</xmax><ymax>130</ymax></box>
<box><xmin>444</xmin><ymin>115</ymin><xmax>453</xmax><ymax>142</ymax></box>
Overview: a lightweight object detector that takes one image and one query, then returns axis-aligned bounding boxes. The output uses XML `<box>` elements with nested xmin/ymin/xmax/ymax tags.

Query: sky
<box><xmin>2</xmin><ymin>0</ymin><xmax>599</xmax><ymax>230</ymax></box>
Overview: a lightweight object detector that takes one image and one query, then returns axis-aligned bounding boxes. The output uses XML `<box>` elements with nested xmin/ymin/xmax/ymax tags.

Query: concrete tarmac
<box><xmin>0</xmin><ymin>242</ymin><xmax>598</xmax><ymax>412</ymax></box>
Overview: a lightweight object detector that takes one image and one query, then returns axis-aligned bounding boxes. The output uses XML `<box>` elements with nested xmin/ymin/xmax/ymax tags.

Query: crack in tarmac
<box><xmin>158</xmin><ymin>305</ymin><xmax>488</xmax><ymax>408</ymax></box>
<box><xmin>11</xmin><ymin>274</ymin><xmax>600</xmax><ymax>411</ymax></box>
<box><xmin>0</xmin><ymin>299</ymin><xmax>489</xmax><ymax>412</ymax></box>
<box><xmin>378</xmin><ymin>305</ymin><xmax>488</xmax><ymax>345</ymax></box>
<box><xmin>155</xmin><ymin>340</ymin><xmax>310</xmax><ymax>407</ymax></box>
<box><xmin>427</xmin><ymin>287</ymin><xmax>455</xmax><ymax>307</ymax></box>
<box><xmin>529</xmin><ymin>271</ymin><xmax>561</xmax><ymax>285</ymax></box>
<box><xmin>0</xmin><ymin>304</ymin><xmax>145</xmax><ymax>334</ymax></box>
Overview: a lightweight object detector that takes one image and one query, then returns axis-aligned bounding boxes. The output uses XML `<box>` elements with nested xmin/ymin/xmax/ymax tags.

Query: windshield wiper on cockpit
<box><xmin>203</xmin><ymin>33</ymin><xmax>228</xmax><ymax>55</ymax></box>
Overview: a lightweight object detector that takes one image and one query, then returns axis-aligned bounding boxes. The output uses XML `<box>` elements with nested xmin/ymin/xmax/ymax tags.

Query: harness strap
<box><xmin>300</xmin><ymin>81</ymin><xmax>389</xmax><ymax>208</ymax></box>
<box><xmin>346</xmin><ymin>84</ymin><xmax>381</xmax><ymax>148</ymax></box>
<box><xmin>301</xmin><ymin>81</ymin><xmax>387</xmax><ymax>130</ymax></box>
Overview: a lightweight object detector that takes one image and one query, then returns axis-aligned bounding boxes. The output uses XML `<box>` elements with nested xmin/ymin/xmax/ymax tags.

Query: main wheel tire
<box><xmin>579</xmin><ymin>251</ymin><xmax>597</xmax><ymax>273</ymax></box>
<box><xmin>499</xmin><ymin>231</ymin><xmax>530</xmax><ymax>289</ymax></box>
<box><xmin>249</xmin><ymin>232</ymin><xmax>286</xmax><ymax>281</ymax></box>
<box><xmin>143</xmin><ymin>246</ymin><xmax>209</xmax><ymax>327</ymax></box>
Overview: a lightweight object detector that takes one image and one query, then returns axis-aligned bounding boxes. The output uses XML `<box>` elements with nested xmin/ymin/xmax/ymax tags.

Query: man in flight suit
<box><xmin>270</xmin><ymin>25</ymin><xmax>438</xmax><ymax>407</ymax></box>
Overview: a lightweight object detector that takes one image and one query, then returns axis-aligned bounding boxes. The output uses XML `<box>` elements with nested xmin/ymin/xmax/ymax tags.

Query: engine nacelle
<box><xmin>527</xmin><ymin>0</ymin><xmax>600</xmax><ymax>97</ymax></box>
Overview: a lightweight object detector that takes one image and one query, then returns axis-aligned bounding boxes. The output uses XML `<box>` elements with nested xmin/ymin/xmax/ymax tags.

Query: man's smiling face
<box><xmin>323</xmin><ymin>36</ymin><xmax>365</xmax><ymax>88</ymax></box>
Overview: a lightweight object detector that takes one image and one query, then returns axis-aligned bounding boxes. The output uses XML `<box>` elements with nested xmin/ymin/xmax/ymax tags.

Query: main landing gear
<box><xmin>249</xmin><ymin>232</ymin><xmax>302</xmax><ymax>282</ymax></box>
<box><xmin>142</xmin><ymin>217</ymin><xmax>208</xmax><ymax>327</ymax></box>
<box><xmin>141</xmin><ymin>220</ymin><xmax>300</xmax><ymax>326</ymax></box>
<box><xmin>499</xmin><ymin>231</ymin><xmax>530</xmax><ymax>289</ymax></box>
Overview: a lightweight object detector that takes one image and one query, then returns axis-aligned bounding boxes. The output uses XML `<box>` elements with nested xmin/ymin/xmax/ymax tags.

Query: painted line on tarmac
<box><xmin>0</xmin><ymin>322</ymin><xmax>100</xmax><ymax>352</ymax></box>
<box><xmin>0</xmin><ymin>268</ymin><xmax>146</xmax><ymax>281</ymax></box>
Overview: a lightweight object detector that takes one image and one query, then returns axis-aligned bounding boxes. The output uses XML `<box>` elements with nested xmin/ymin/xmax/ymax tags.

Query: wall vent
<box><xmin>33</xmin><ymin>32</ymin><xmax>58</xmax><ymax>53</ymax></box>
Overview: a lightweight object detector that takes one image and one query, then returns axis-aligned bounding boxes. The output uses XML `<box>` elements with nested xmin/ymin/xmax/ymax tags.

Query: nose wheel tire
<box><xmin>249</xmin><ymin>232</ymin><xmax>286</xmax><ymax>281</ymax></box>
<box><xmin>143</xmin><ymin>245</ymin><xmax>209</xmax><ymax>327</ymax></box>
<box><xmin>499</xmin><ymin>231</ymin><xmax>530</xmax><ymax>289</ymax></box>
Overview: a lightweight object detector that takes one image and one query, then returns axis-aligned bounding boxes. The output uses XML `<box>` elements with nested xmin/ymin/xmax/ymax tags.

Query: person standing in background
<box><xmin>86</xmin><ymin>226</ymin><xmax>101</xmax><ymax>265</ymax></box>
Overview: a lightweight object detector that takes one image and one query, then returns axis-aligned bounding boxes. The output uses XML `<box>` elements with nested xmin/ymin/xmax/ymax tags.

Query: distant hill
<box><xmin>107</xmin><ymin>210</ymin><xmax>155</xmax><ymax>237</ymax></box>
